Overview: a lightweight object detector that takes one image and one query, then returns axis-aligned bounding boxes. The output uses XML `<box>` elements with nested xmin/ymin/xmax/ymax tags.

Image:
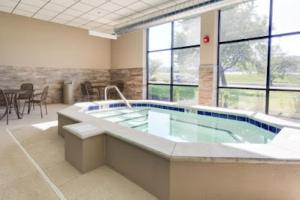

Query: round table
<box><xmin>3</xmin><ymin>89</ymin><xmax>27</xmax><ymax>119</ymax></box>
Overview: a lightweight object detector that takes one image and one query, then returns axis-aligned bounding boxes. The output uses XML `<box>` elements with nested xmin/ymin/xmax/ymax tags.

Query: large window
<box><xmin>218</xmin><ymin>0</ymin><xmax>300</xmax><ymax>119</ymax></box>
<box><xmin>147</xmin><ymin>17</ymin><xmax>200</xmax><ymax>105</ymax></box>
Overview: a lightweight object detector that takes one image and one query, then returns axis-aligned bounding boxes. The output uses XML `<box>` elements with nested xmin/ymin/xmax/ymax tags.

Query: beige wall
<box><xmin>198</xmin><ymin>11</ymin><xmax>218</xmax><ymax>106</ymax></box>
<box><xmin>0</xmin><ymin>12</ymin><xmax>111</xmax><ymax>69</ymax></box>
<box><xmin>200</xmin><ymin>11</ymin><xmax>218</xmax><ymax>65</ymax></box>
<box><xmin>111</xmin><ymin>30</ymin><xmax>144</xmax><ymax>69</ymax></box>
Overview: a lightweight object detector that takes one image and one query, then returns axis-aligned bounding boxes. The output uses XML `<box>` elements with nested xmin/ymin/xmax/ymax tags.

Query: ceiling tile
<box><xmin>0</xmin><ymin>0</ymin><xmax>18</xmax><ymax>8</ymax></box>
<box><xmin>67</xmin><ymin>21</ymin><xmax>85</xmax><ymax>27</ymax></box>
<box><xmin>139</xmin><ymin>7</ymin><xmax>159</xmax><ymax>15</ymax></box>
<box><xmin>43</xmin><ymin>3</ymin><xmax>66</xmax><ymax>12</ymax></box>
<box><xmin>80</xmin><ymin>21</ymin><xmax>104</xmax><ymax>29</ymax></box>
<box><xmin>111</xmin><ymin>0</ymin><xmax>137</xmax><ymax>6</ymax></box>
<box><xmin>142</xmin><ymin>0</ymin><xmax>169</xmax><ymax>6</ymax></box>
<box><xmin>97</xmin><ymin>26</ymin><xmax>115</xmax><ymax>34</ymax></box>
<box><xmin>175</xmin><ymin>0</ymin><xmax>190</xmax><ymax>3</ymax></box>
<box><xmin>82</xmin><ymin>20</ymin><xmax>103</xmax><ymax>29</ymax></box>
<box><xmin>16</xmin><ymin>3</ymin><xmax>40</xmax><ymax>13</ymax></box>
<box><xmin>91</xmin><ymin>26</ymin><xmax>107</xmax><ymax>33</ymax></box>
<box><xmin>51</xmin><ymin>17</ymin><xmax>69</xmax><ymax>24</ymax></box>
<box><xmin>98</xmin><ymin>24</ymin><xmax>113</xmax><ymax>30</ymax></box>
<box><xmin>53</xmin><ymin>13</ymin><xmax>75</xmax><ymax>21</ymax></box>
<box><xmin>34</xmin><ymin>13</ymin><xmax>53</xmax><ymax>20</ymax></box>
<box><xmin>104</xmin><ymin>29</ymin><xmax>115</xmax><ymax>34</ymax></box>
<box><xmin>99</xmin><ymin>2</ymin><xmax>121</xmax><ymax>12</ymax></box>
<box><xmin>104</xmin><ymin>13</ymin><xmax>122</xmax><ymax>20</ymax></box>
<box><xmin>86</xmin><ymin>8</ymin><xmax>109</xmax><ymax>17</ymax></box>
<box><xmin>62</xmin><ymin>8</ymin><xmax>83</xmax><ymax>16</ymax></box>
<box><xmin>81</xmin><ymin>13</ymin><xmax>97</xmax><ymax>20</ymax></box>
<box><xmin>156</xmin><ymin>1</ymin><xmax>178</xmax><ymax>9</ymax></box>
<box><xmin>0</xmin><ymin>5</ymin><xmax>13</xmax><ymax>13</ymax></box>
<box><xmin>21</xmin><ymin>0</ymin><xmax>48</xmax><ymax>7</ymax></box>
<box><xmin>80</xmin><ymin>0</ymin><xmax>107</xmax><ymax>7</ymax></box>
<box><xmin>51</xmin><ymin>0</ymin><xmax>79</xmax><ymax>7</ymax></box>
<box><xmin>14</xmin><ymin>9</ymin><xmax>34</xmax><ymax>17</ymax></box>
<box><xmin>70</xmin><ymin>17</ymin><xmax>90</xmax><ymax>24</ymax></box>
<box><xmin>115</xmin><ymin>7</ymin><xmax>135</xmax><ymax>16</ymax></box>
<box><xmin>129</xmin><ymin>1</ymin><xmax>150</xmax><ymax>12</ymax></box>
<box><xmin>71</xmin><ymin>2</ymin><xmax>93</xmax><ymax>12</ymax></box>
<box><xmin>94</xmin><ymin>17</ymin><xmax>112</xmax><ymax>24</ymax></box>
<box><xmin>36</xmin><ymin>8</ymin><xmax>59</xmax><ymax>17</ymax></box>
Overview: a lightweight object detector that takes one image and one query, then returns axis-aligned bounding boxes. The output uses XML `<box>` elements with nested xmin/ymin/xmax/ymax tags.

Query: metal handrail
<box><xmin>104</xmin><ymin>85</ymin><xmax>132</xmax><ymax>109</ymax></box>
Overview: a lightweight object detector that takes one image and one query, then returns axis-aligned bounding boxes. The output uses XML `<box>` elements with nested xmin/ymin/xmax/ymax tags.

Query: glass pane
<box><xmin>219</xmin><ymin>39</ymin><xmax>268</xmax><ymax>87</ymax></box>
<box><xmin>173</xmin><ymin>47</ymin><xmax>200</xmax><ymax>85</ymax></box>
<box><xmin>272</xmin><ymin>0</ymin><xmax>300</xmax><ymax>34</ymax></box>
<box><xmin>269</xmin><ymin>91</ymin><xmax>300</xmax><ymax>119</ymax></box>
<box><xmin>220</xmin><ymin>0</ymin><xmax>269</xmax><ymax>42</ymax></box>
<box><xmin>270</xmin><ymin>35</ymin><xmax>300</xmax><ymax>89</ymax></box>
<box><xmin>148</xmin><ymin>85</ymin><xmax>170</xmax><ymax>101</ymax></box>
<box><xmin>218</xmin><ymin>89</ymin><xmax>266</xmax><ymax>112</ymax></box>
<box><xmin>173</xmin><ymin>86</ymin><xmax>198</xmax><ymax>105</ymax></box>
<box><xmin>148</xmin><ymin>23</ymin><xmax>172</xmax><ymax>51</ymax></box>
<box><xmin>148</xmin><ymin>51</ymin><xmax>171</xmax><ymax>84</ymax></box>
<box><xmin>174</xmin><ymin>17</ymin><xmax>201</xmax><ymax>47</ymax></box>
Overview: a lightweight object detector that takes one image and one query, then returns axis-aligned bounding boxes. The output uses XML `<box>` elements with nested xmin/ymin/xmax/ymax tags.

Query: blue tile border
<box><xmin>105</xmin><ymin>102</ymin><xmax>281</xmax><ymax>134</ymax></box>
<box><xmin>87</xmin><ymin>105</ymin><xmax>100</xmax><ymax>111</ymax></box>
<box><xmin>197</xmin><ymin>110</ymin><xmax>280</xmax><ymax>134</ymax></box>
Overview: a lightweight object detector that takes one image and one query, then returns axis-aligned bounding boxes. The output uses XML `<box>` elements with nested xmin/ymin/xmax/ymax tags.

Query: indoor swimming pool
<box><xmin>87</xmin><ymin>104</ymin><xmax>277</xmax><ymax>144</ymax></box>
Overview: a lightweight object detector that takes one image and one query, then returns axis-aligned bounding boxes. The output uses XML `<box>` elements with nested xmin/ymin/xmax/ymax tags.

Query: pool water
<box><xmin>89</xmin><ymin>107</ymin><xmax>275</xmax><ymax>144</ymax></box>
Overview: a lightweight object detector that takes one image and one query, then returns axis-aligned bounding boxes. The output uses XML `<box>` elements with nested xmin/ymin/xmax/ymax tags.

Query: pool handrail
<box><xmin>104</xmin><ymin>85</ymin><xmax>132</xmax><ymax>109</ymax></box>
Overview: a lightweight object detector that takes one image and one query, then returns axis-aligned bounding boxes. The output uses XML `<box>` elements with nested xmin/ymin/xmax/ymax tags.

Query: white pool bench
<box><xmin>63</xmin><ymin>123</ymin><xmax>106</xmax><ymax>173</ymax></box>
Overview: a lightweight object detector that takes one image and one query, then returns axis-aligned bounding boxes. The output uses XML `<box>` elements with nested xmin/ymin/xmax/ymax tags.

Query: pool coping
<box><xmin>57</xmin><ymin>100</ymin><xmax>300</xmax><ymax>164</ymax></box>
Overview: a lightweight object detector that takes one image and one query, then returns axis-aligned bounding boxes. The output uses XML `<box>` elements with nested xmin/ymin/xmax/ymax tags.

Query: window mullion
<box><xmin>216</xmin><ymin>10</ymin><xmax>221</xmax><ymax>107</ymax></box>
<box><xmin>170</xmin><ymin>22</ymin><xmax>175</xmax><ymax>102</ymax></box>
<box><xmin>265</xmin><ymin>0</ymin><xmax>274</xmax><ymax>114</ymax></box>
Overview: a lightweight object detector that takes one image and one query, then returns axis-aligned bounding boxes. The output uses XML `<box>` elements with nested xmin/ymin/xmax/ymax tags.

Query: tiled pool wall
<box><xmin>87</xmin><ymin>102</ymin><xmax>281</xmax><ymax>134</ymax></box>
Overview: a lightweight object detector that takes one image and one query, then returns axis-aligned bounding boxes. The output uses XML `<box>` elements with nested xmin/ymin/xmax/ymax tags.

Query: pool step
<box><xmin>101</xmin><ymin>109</ymin><xmax>149</xmax><ymax>119</ymax></box>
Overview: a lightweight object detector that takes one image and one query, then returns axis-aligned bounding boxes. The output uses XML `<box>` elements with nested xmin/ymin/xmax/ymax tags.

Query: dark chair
<box><xmin>81</xmin><ymin>81</ymin><xmax>99</xmax><ymax>101</ymax></box>
<box><xmin>17</xmin><ymin>83</ymin><xmax>34</xmax><ymax>114</ymax></box>
<box><xmin>108</xmin><ymin>81</ymin><xmax>125</xmax><ymax>99</ymax></box>
<box><xmin>0</xmin><ymin>89</ymin><xmax>9</xmax><ymax>124</ymax></box>
<box><xmin>25</xmin><ymin>86</ymin><xmax>48</xmax><ymax>118</ymax></box>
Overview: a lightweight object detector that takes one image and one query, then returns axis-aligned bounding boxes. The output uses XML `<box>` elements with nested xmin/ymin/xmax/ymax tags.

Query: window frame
<box><xmin>146</xmin><ymin>19</ymin><xmax>200</xmax><ymax>102</ymax></box>
<box><xmin>217</xmin><ymin>0</ymin><xmax>300</xmax><ymax>114</ymax></box>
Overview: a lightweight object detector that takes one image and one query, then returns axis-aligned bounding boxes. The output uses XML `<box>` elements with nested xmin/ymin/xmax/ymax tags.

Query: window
<box><xmin>218</xmin><ymin>0</ymin><xmax>300</xmax><ymax>118</ymax></box>
<box><xmin>219</xmin><ymin>89</ymin><xmax>266</xmax><ymax>112</ymax></box>
<box><xmin>272</xmin><ymin>0</ymin><xmax>300</xmax><ymax>34</ymax></box>
<box><xmin>148</xmin><ymin>23</ymin><xmax>172</xmax><ymax>51</ymax></box>
<box><xmin>148</xmin><ymin>51</ymin><xmax>171</xmax><ymax>84</ymax></box>
<box><xmin>220</xmin><ymin>0</ymin><xmax>269</xmax><ymax>42</ymax></box>
<box><xmin>270</xmin><ymin>35</ymin><xmax>300</xmax><ymax>89</ymax></box>
<box><xmin>147</xmin><ymin>17</ymin><xmax>201</xmax><ymax>104</ymax></box>
<box><xmin>173</xmin><ymin>47</ymin><xmax>200</xmax><ymax>85</ymax></box>
<box><xmin>219</xmin><ymin>39</ymin><xmax>268</xmax><ymax>88</ymax></box>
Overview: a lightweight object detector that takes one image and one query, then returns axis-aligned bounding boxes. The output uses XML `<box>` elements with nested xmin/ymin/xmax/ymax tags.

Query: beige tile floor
<box><xmin>0</xmin><ymin>104</ymin><xmax>157</xmax><ymax>200</ymax></box>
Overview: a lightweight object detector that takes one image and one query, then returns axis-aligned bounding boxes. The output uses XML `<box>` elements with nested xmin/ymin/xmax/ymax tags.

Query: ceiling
<box><xmin>0</xmin><ymin>0</ymin><xmax>190</xmax><ymax>35</ymax></box>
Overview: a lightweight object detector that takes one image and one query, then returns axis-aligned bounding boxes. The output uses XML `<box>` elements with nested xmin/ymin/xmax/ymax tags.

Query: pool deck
<box><xmin>58</xmin><ymin>100</ymin><xmax>300</xmax><ymax>164</ymax></box>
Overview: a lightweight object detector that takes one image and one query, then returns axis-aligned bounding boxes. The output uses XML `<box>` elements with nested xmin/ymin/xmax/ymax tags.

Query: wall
<box><xmin>110</xmin><ymin>30</ymin><xmax>145</xmax><ymax>100</ymax></box>
<box><xmin>0</xmin><ymin>12</ymin><xmax>110</xmax><ymax>69</ymax></box>
<box><xmin>198</xmin><ymin>10</ymin><xmax>218</xmax><ymax>106</ymax></box>
<box><xmin>170</xmin><ymin>161</ymin><xmax>300</xmax><ymax>200</ymax></box>
<box><xmin>0</xmin><ymin>11</ymin><xmax>112</xmax><ymax>103</ymax></box>
<box><xmin>111</xmin><ymin>30</ymin><xmax>144</xmax><ymax>69</ymax></box>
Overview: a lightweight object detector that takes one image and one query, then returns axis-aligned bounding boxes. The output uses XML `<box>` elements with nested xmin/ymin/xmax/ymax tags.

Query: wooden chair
<box><xmin>0</xmin><ymin>89</ymin><xmax>9</xmax><ymax>124</ymax></box>
<box><xmin>25</xmin><ymin>86</ymin><xmax>48</xmax><ymax>118</ymax></box>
